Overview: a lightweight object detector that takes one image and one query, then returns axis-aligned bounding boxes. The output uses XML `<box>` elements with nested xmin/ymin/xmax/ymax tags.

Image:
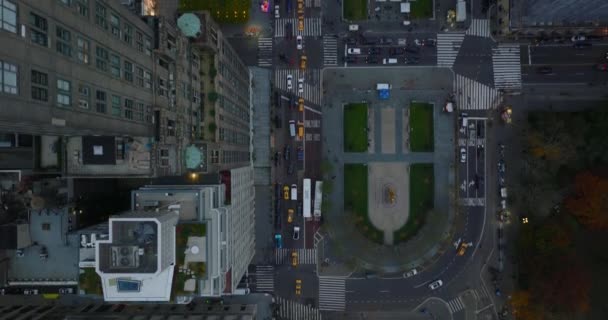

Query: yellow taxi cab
<box><xmin>298</xmin><ymin>16</ymin><xmax>304</xmax><ymax>31</ymax></box>
<box><xmin>300</xmin><ymin>55</ymin><xmax>307</xmax><ymax>70</ymax></box>
<box><xmin>457</xmin><ymin>242</ymin><xmax>470</xmax><ymax>256</ymax></box>
<box><xmin>288</xmin><ymin>208</ymin><xmax>294</xmax><ymax>223</ymax></box>
<box><xmin>291</xmin><ymin>251</ymin><xmax>298</xmax><ymax>266</ymax></box>
<box><xmin>297</xmin><ymin>2</ymin><xmax>304</xmax><ymax>14</ymax></box>
<box><xmin>297</xmin><ymin>122</ymin><xmax>304</xmax><ymax>139</ymax></box>
<box><xmin>298</xmin><ymin>98</ymin><xmax>304</xmax><ymax>112</ymax></box>
<box><xmin>283</xmin><ymin>185</ymin><xmax>290</xmax><ymax>200</ymax></box>
<box><xmin>295</xmin><ymin>279</ymin><xmax>302</xmax><ymax>295</ymax></box>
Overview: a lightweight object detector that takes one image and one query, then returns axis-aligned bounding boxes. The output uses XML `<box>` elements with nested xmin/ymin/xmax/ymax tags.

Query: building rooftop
<box><xmin>98</xmin><ymin>221</ymin><xmax>159</xmax><ymax>274</ymax></box>
<box><xmin>513</xmin><ymin>0</ymin><xmax>608</xmax><ymax>27</ymax></box>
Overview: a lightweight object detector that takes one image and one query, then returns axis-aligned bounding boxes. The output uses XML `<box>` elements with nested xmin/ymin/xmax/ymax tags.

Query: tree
<box><xmin>564</xmin><ymin>171</ymin><xmax>608</xmax><ymax>230</ymax></box>
<box><xmin>510</xmin><ymin>290</ymin><xmax>544</xmax><ymax>320</ymax></box>
<box><xmin>207</xmin><ymin>122</ymin><xmax>217</xmax><ymax>133</ymax></box>
<box><xmin>539</xmin><ymin>257</ymin><xmax>591</xmax><ymax>314</ymax></box>
<box><xmin>207</xmin><ymin>92</ymin><xmax>218</xmax><ymax>103</ymax></box>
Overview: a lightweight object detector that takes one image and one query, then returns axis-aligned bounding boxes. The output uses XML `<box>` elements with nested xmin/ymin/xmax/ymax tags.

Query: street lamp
<box><xmin>521</xmin><ymin>217</ymin><xmax>529</xmax><ymax>224</ymax></box>
<box><xmin>189</xmin><ymin>172</ymin><xmax>199</xmax><ymax>180</ymax></box>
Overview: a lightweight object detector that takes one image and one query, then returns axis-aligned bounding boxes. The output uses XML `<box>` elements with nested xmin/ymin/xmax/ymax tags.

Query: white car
<box><xmin>428</xmin><ymin>280</ymin><xmax>443</xmax><ymax>290</ymax></box>
<box><xmin>287</xmin><ymin>74</ymin><xmax>293</xmax><ymax>90</ymax></box>
<box><xmin>293</xmin><ymin>226</ymin><xmax>300</xmax><ymax>240</ymax></box>
<box><xmin>296</xmin><ymin>35</ymin><xmax>303</xmax><ymax>50</ymax></box>
<box><xmin>403</xmin><ymin>269</ymin><xmax>418</xmax><ymax>278</ymax></box>
<box><xmin>298</xmin><ymin>78</ymin><xmax>304</xmax><ymax>93</ymax></box>
<box><xmin>274</xmin><ymin>5</ymin><xmax>280</xmax><ymax>19</ymax></box>
<box><xmin>460</xmin><ymin>148</ymin><xmax>466</xmax><ymax>163</ymax></box>
<box><xmin>571</xmin><ymin>35</ymin><xmax>586</xmax><ymax>42</ymax></box>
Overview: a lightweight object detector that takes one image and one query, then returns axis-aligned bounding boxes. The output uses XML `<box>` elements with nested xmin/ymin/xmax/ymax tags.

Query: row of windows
<box><xmin>219</xmin><ymin>127</ymin><xmax>249</xmax><ymax>146</ymax></box>
<box><xmin>0</xmin><ymin>60</ymin><xmax>18</xmax><ymax>94</ymax></box>
<box><xmin>0</xmin><ymin>0</ymin><xmax>17</xmax><ymax>33</ymax></box>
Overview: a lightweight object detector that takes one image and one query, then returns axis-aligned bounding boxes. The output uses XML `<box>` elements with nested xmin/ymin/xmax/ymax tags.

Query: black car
<box><xmin>368</xmin><ymin>47</ymin><xmax>382</xmax><ymax>55</ymax></box>
<box><xmin>284</xmin><ymin>145</ymin><xmax>291</xmax><ymax>161</ymax></box>
<box><xmin>405</xmin><ymin>46</ymin><xmax>420</xmax><ymax>54</ymax></box>
<box><xmin>573</xmin><ymin>42</ymin><xmax>592</xmax><ymax>49</ymax></box>
<box><xmin>536</xmin><ymin>66</ymin><xmax>552</xmax><ymax>74</ymax></box>
<box><xmin>287</xmin><ymin>162</ymin><xmax>294</xmax><ymax>175</ymax></box>
<box><xmin>366</xmin><ymin>57</ymin><xmax>379</xmax><ymax>64</ymax></box>
<box><xmin>380</xmin><ymin>37</ymin><xmax>393</xmax><ymax>45</ymax></box>
<box><xmin>389</xmin><ymin>47</ymin><xmax>405</xmax><ymax>56</ymax></box>
<box><xmin>297</xmin><ymin>202</ymin><xmax>303</xmax><ymax>216</ymax></box>
<box><xmin>423</xmin><ymin>39</ymin><xmax>436</xmax><ymax>47</ymax></box>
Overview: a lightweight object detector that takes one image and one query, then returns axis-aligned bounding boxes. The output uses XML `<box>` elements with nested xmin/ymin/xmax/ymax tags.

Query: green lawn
<box><xmin>394</xmin><ymin>164</ymin><xmax>434</xmax><ymax>243</ymax></box>
<box><xmin>176</xmin><ymin>223</ymin><xmax>207</xmax><ymax>266</ymax></box>
<box><xmin>409</xmin><ymin>102</ymin><xmax>434</xmax><ymax>152</ymax></box>
<box><xmin>343</xmin><ymin>0</ymin><xmax>368</xmax><ymax>21</ymax></box>
<box><xmin>344</xmin><ymin>103</ymin><xmax>368</xmax><ymax>152</ymax></box>
<box><xmin>180</xmin><ymin>0</ymin><xmax>250</xmax><ymax>23</ymax></box>
<box><xmin>410</xmin><ymin>0</ymin><xmax>433</xmax><ymax>19</ymax></box>
<box><xmin>344</xmin><ymin>164</ymin><xmax>384</xmax><ymax>244</ymax></box>
<box><xmin>79</xmin><ymin>268</ymin><xmax>102</xmax><ymax>295</ymax></box>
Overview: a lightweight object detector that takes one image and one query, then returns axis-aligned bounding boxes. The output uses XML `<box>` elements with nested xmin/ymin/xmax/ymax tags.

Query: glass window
<box><xmin>143</xmin><ymin>70</ymin><xmax>151</xmax><ymax>90</ymax></box>
<box><xmin>95</xmin><ymin>46</ymin><xmax>108</xmax><ymax>71</ymax></box>
<box><xmin>123</xmin><ymin>98</ymin><xmax>133</xmax><ymax>119</ymax></box>
<box><xmin>1</xmin><ymin>0</ymin><xmax>17</xmax><ymax>33</ymax></box>
<box><xmin>95</xmin><ymin>90</ymin><xmax>106</xmax><ymax>113</ymax></box>
<box><xmin>144</xmin><ymin>36</ymin><xmax>151</xmax><ymax>56</ymax></box>
<box><xmin>110</xmin><ymin>12</ymin><xmax>119</xmax><ymax>37</ymax></box>
<box><xmin>77</xmin><ymin>37</ymin><xmax>89</xmax><ymax>64</ymax></box>
<box><xmin>122</xmin><ymin>23</ymin><xmax>132</xmax><ymax>45</ymax></box>
<box><xmin>135</xmin><ymin>66</ymin><xmax>143</xmax><ymax>87</ymax></box>
<box><xmin>110</xmin><ymin>54</ymin><xmax>120</xmax><ymax>77</ymax></box>
<box><xmin>56</xmin><ymin>26</ymin><xmax>72</xmax><ymax>57</ymax></box>
<box><xmin>111</xmin><ymin>95</ymin><xmax>121</xmax><ymax>116</ymax></box>
<box><xmin>145</xmin><ymin>105</ymin><xmax>153</xmax><ymax>123</ymax></box>
<box><xmin>56</xmin><ymin>79</ymin><xmax>71</xmax><ymax>107</ymax></box>
<box><xmin>135</xmin><ymin>102</ymin><xmax>144</xmax><ymax>121</ymax></box>
<box><xmin>31</xmin><ymin>70</ymin><xmax>48</xmax><ymax>101</ymax></box>
<box><xmin>29</xmin><ymin>12</ymin><xmax>48</xmax><ymax>47</ymax></box>
<box><xmin>94</xmin><ymin>1</ymin><xmax>107</xmax><ymax>29</ymax></box>
<box><xmin>31</xmin><ymin>70</ymin><xmax>47</xmax><ymax>86</ymax></box>
<box><xmin>123</xmin><ymin>60</ymin><xmax>133</xmax><ymax>82</ymax></box>
<box><xmin>77</xmin><ymin>84</ymin><xmax>89</xmax><ymax>109</ymax></box>
<box><xmin>0</xmin><ymin>60</ymin><xmax>17</xmax><ymax>94</ymax></box>
<box><xmin>75</xmin><ymin>0</ymin><xmax>88</xmax><ymax>17</ymax></box>
<box><xmin>135</xmin><ymin>31</ymin><xmax>143</xmax><ymax>52</ymax></box>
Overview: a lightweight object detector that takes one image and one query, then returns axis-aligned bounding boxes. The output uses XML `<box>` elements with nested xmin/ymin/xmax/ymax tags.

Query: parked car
<box><xmin>428</xmin><ymin>280</ymin><xmax>443</xmax><ymax>290</ymax></box>
<box><xmin>274</xmin><ymin>5</ymin><xmax>280</xmax><ymax>18</ymax></box>
<box><xmin>347</xmin><ymin>48</ymin><xmax>361</xmax><ymax>55</ymax></box>
<box><xmin>296</xmin><ymin>35</ymin><xmax>303</xmax><ymax>50</ymax></box>
<box><xmin>460</xmin><ymin>148</ymin><xmax>467</xmax><ymax>163</ymax></box>
<box><xmin>274</xmin><ymin>234</ymin><xmax>283</xmax><ymax>248</ymax></box>
<box><xmin>283</xmin><ymin>185</ymin><xmax>290</xmax><ymax>200</ymax></box>
<box><xmin>284</xmin><ymin>145</ymin><xmax>291</xmax><ymax>161</ymax></box>
<box><xmin>297</xmin><ymin>78</ymin><xmax>304</xmax><ymax>93</ymax></box>
<box><xmin>405</xmin><ymin>46</ymin><xmax>420</xmax><ymax>54</ymax></box>
<box><xmin>368</xmin><ymin>47</ymin><xmax>382</xmax><ymax>55</ymax></box>
<box><xmin>287</xmin><ymin>74</ymin><xmax>293</xmax><ymax>90</ymax></box>
<box><xmin>423</xmin><ymin>38</ymin><xmax>436</xmax><ymax>47</ymax></box>
<box><xmin>571</xmin><ymin>35</ymin><xmax>586</xmax><ymax>42</ymax></box>
<box><xmin>573</xmin><ymin>42</ymin><xmax>592</xmax><ymax>49</ymax></box>
<box><xmin>403</xmin><ymin>269</ymin><xmax>418</xmax><ymax>278</ymax></box>
<box><xmin>293</xmin><ymin>226</ymin><xmax>300</xmax><ymax>240</ymax></box>
<box><xmin>287</xmin><ymin>209</ymin><xmax>294</xmax><ymax>223</ymax></box>
<box><xmin>291</xmin><ymin>251</ymin><xmax>298</xmax><ymax>266</ymax></box>
<box><xmin>366</xmin><ymin>56</ymin><xmax>379</xmax><ymax>64</ymax></box>
<box><xmin>389</xmin><ymin>47</ymin><xmax>405</xmax><ymax>56</ymax></box>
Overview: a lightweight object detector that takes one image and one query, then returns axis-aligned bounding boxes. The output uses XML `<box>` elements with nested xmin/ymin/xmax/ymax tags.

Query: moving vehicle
<box><xmin>537</xmin><ymin>66</ymin><xmax>552</xmax><ymax>74</ymax></box>
<box><xmin>297</xmin><ymin>146</ymin><xmax>303</xmax><ymax>161</ymax></box>
<box><xmin>288</xmin><ymin>209</ymin><xmax>294</xmax><ymax>223</ymax></box>
<box><xmin>457</xmin><ymin>242</ymin><xmax>471</xmax><ymax>256</ymax></box>
<box><xmin>293</xmin><ymin>226</ymin><xmax>300</xmax><ymax>240</ymax></box>
<box><xmin>297</xmin><ymin>1</ymin><xmax>304</xmax><ymax>14</ymax></box>
<box><xmin>460</xmin><ymin>148</ymin><xmax>466</xmax><ymax>163</ymax></box>
<box><xmin>297</xmin><ymin>78</ymin><xmax>304</xmax><ymax>93</ymax></box>
<box><xmin>298</xmin><ymin>98</ymin><xmax>304</xmax><ymax>111</ymax></box>
<box><xmin>284</xmin><ymin>144</ymin><xmax>291</xmax><ymax>160</ymax></box>
<box><xmin>296</xmin><ymin>35</ymin><xmax>303</xmax><ymax>50</ymax></box>
<box><xmin>295</xmin><ymin>279</ymin><xmax>302</xmax><ymax>295</ymax></box>
<box><xmin>287</xmin><ymin>74</ymin><xmax>293</xmax><ymax>90</ymax></box>
<box><xmin>573</xmin><ymin>42</ymin><xmax>592</xmax><ymax>49</ymax></box>
<box><xmin>596</xmin><ymin>63</ymin><xmax>608</xmax><ymax>71</ymax></box>
<box><xmin>428</xmin><ymin>280</ymin><xmax>443</xmax><ymax>290</ymax></box>
<box><xmin>291</xmin><ymin>251</ymin><xmax>298</xmax><ymax>266</ymax></box>
<box><xmin>274</xmin><ymin>233</ymin><xmax>283</xmax><ymax>248</ymax></box>
<box><xmin>383</xmin><ymin>58</ymin><xmax>398</xmax><ymax>64</ymax></box>
<box><xmin>285</xmin><ymin>22</ymin><xmax>293</xmax><ymax>39</ymax></box>
<box><xmin>571</xmin><ymin>35</ymin><xmax>586</xmax><ymax>42</ymax></box>
<box><xmin>349</xmin><ymin>24</ymin><xmax>359</xmax><ymax>31</ymax></box>
<box><xmin>347</xmin><ymin>48</ymin><xmax>361</xmax><ymax>55</ymax></box>
<box><xmin>403</xmin><ymin>269</ymin><xmax>418</xmax><ymax>278</ymax></box>
<box><xmin>291</xmin><ymin>184</ymin><xmax>298</xmax><ymax>200</ymax></box>
<box><xmin>298</xmin><ymin>16</ymin><xmax>304</xmax><ymax>31</ymax></box>
<box><xmin>297</xmin><ymin>122</ymin><xmax>304</xmax><ymax>139</ymax></box>
<box><xmin>274</xmin><ymin>5</ymin><xmax>280</xmax><ymax>18</ymax></box>
<box><xmin>283</xmin><ymin>185</ymin><xmax>290</xmax><ymax>200</ymax></box>
<box><xmin>289</xmin><ymin>120</ymin><xmax>296</xmax><ymax>137</ymax></box>
<box><xmin>300</xmin><ymin>55</ymin><xmax>307</xmax><ymax>70</ymax></box>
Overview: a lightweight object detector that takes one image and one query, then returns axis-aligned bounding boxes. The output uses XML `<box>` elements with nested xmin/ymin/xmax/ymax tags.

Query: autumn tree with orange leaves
<box><xmin>564</xmin><ymin>171</ymin><xmax>608</xmax><ymax>230</ymax></box>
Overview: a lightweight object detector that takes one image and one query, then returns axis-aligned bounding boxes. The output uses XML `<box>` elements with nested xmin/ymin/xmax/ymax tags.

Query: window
<box><xmin>0</xmin><ymin>60</ymin><xmax>17</xmax><ymax>94</ymax></box>
<box><xmin>135</xmin><ymin>102</ymin><xmax>144</xmax><ymax>121</ymax></box>
<box><xmin>124</xmin><ymin>98</ymin><xmax>133</xmax><ymax>119</ymax></box>
<box><xmin>157</xmin><ymin>77</ymin><xmax>166</xmax><ymax>96</ymax></box>
<box><xmin>94</xmin><ymin>1</ymin><xmax>107</xmax><ymax>29</ymax></box>
<box><xmin>123</xmin><ymin>60</ymin><xmax>133</xmax><ymax>82</ymax></box>
<box><xmin>135</xmin><ymin>67</ymin><xmax>143</xmax><ymax>87</ymax></box>
<box><xmin>122</xmin><ymin>23</ymin><xmax>132</xmax><ymax>45</ymax></box>
<box><xmin>77</xmin><ymin>37</ymin><xmax>89</xmax><ymax>64</ymax></box>
<box><xmin>75</xmin><ymin>0</ymin><xmax>88</xmax><ymax>17</ymax></box>
<box><xmin>56</xmin><ymin>26</ymin><xmax>72</xmax><ymax>57</ymax></box>
<box><xmin>143</xmin><ymin>70</ymin><xmax>151</xmax><ymax>90</ymax></box>
<box><xmin>145</xmin><ymin>105</ymin><xmax>153</xmax><ymax>123</ymax></box>
<box><xmin>56</xmin><ymin>79</ymin><xmax>71</xmax><ymax>107</ymax></box>
<box><xmin>135</xmin><ymin>31</ymin><xmax>143</xmax><ymax>52</ymax></box>
<box><xmin>95</xmin><ymin>46</ymin><xmax>108</xmax><ymax>71</ymax></box>
<box><xmin>110</xmin><ymin>12</ymin><xmax>119</xmax><ymax>37</ymax></box>
<box><xmin>1</xmin><ymin>0</ymin><xmax>17</xmax><ymax>33</ymax></box>
<box><xmin>29</xmin><ymin>12</ymin><xmax>48</xmax><ymax>47</ymax></box>
<box><xmin>78</xmin><ymin>84</ymin><xmax>89</xmax><ymax>109</ymax></box>
<box><xmin>144</xmin><ymin>36</ymin><xmax>151</xmax><ymax>56</ymax></box>
<box><xmin>95</xmin><ymin>90</ymin><xmax>106</xmax><ymax>113</ymax></box>
<box><xmin>31</xmin><ymin>70</ymin><xmax>48</xmax><ymax>101</ymax></box>
<box><xmin>110</xmin><ymin>54</ymin><xmax>120</xmax><ymax>77</ymax></box>
<box><xmin>111</xmin><ymin>95</ymin><xmax>121</xmax><ymax>116</ymax></box>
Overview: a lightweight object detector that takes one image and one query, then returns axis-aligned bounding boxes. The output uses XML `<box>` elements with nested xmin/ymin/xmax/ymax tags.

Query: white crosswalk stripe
<box><xmin>466</xmin><ymin>19</ymin><xmax>491</xmax><ymax>38</ymax></box>
<box><xmin>275</xmin><ymin>248</ymin><xmax>318</xmax><ymax>265</ymax></box>
<box><xmin>257</xmin><ymin>37</ymin><xmax>273</xmax><ymax>67</ymax></box>
<box><xmin>459</xmin><ymin>198</ymin><xmax>485</xmax><ymax>206</ymax></box>
<box><xmin>274</xmin><ymin>69</ymin><xmax>322</xmax><ymax>105</ymax></box>
<box><xmin>454</xmin><ymin>74</ymin><xmax>502</xmax><ymax>110</ymax></box>
<box><xmin>276</xmin><ymin>297</ymin><xmax>323</xmax><ymax>320</ymax></box>
<box><xmin>319</xmin><ymin>276</ymin><xmax>346</xmax><ymax>311</ymax></box>
<box><xmin>437</xmin><ymin>32</ymin><xmax>465</xmax><ymax>67</ymax></box>
<box><xmin>492</xmin><ymin>43</ymin><xmax>522</xmax><ymax>91</ymax></box>
<box><xmin>447</xmin><ymin>296</ymin><xmax>466</xmax><ymax>313</ymax></box>
<box><xmin>275</xmin><ymin>18</ymin><xmax>322</xmax><ymax>37</ymax></box>
<box><xmin>254</xmin><ymin>265</ymin><xmax>275</xmax><ymax>292</ymax></box>
<box><xmin>473</xmin><ymin>285</ymin><xmax>492</xmax><ymax>300</ymax></box>
<box><xmin>323</xmin><ymin>35</ymin><xmax>338</xmax><ymax>66</ymax></box>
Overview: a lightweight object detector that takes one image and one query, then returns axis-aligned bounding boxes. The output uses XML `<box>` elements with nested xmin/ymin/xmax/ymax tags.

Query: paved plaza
<box><xmin>380</xmin><ymin>109</ymin><xmax>396</xmax><ymax>154</ymax></box>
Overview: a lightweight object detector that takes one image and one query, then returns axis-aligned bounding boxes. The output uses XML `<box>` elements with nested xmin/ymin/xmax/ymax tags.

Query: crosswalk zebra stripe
<box><xmin>466</xmin><ymin>19</ymin><xmax>491</xmax><ymax>38</ymax></box>
<box><xmin>447</xmin><ymin>296</ymin><xmax>465</xmax><ymax>313</ymax></box>
<box><xmin>454</xmin><ymin>74</ymin><xmax>502</xmax><ymax>110</ymax></box>
<box><xmin>274</xmin><ymin>69</ymin><xmax>322</xmax><ymax>105</ymax></box>
<box><xmin>437</xmin><ymin>32</ymin><xmax>465</xmax><ymax>68</ymax></box>
<box><xmin>275</xmin><ymin>248</ymin><xmax>318</xmax><ymax>265</ymax></box>
<box><xmin>323</xmin><ymin>35</ymin><xmax>338</xmax><ymax>66</ymax></box>
<box><xmin>258</xmin><ymin>37</ymin><xmax>273</xmax><ymax>67</ymax></box>
<box><xmin>274</xmin><ymin>18</ymin><xmax>322</xmax><ymax>37</ymax></box>
<box><xmin>492</xmin><ymin>44</ymin><xmax>522</xmax><ymax>90</ymax></box>
<box><xmin>276</xmin><ymin>297</ymin><xmax>322</xmax><ymax>320</ymax></box>
<box><xmin>319</xmin><ymin>276</ymin><xmax>346</xmax><ymax>311</ymax></box>
<box><xmin>254</xmin><ymin>265</ymin><xmax>275</xmax><ymax>292</ymax></box>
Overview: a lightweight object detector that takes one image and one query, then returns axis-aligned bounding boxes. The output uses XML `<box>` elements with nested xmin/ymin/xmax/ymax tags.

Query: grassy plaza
<box><xmin>343</xmin><ymin>103</ymin><xmax>368</xmax><ymax>152</ymax></box>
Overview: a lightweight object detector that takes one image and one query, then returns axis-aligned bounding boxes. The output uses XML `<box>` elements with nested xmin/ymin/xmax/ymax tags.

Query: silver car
<box><xmin>287</xmin><ymin>74</ymin><xmax>293</xmax><ymax>90</ymax></box>
<box><xmin>428</xmin><ymin>280</ymin><xmax>443</xmax><ymax>290</ymax></box>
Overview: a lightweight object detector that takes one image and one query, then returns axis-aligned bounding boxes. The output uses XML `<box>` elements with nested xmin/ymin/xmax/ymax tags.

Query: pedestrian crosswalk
<box><xmin>472</xmin><ymin>285</ymin><xmax>491</xmax><ymax>300</ymax></box>
<box><xmin>319</xmin><ymin>276</ymin><xmax>346</xmax><ymax>311</ymax></box>
<box><xmin>454</xmin><ymin>74</ymin><xmax>502</xmax><ymax>110</ymax></box>
<box><xmin>275</xmin><ymin>18</ymin><xmax>322</xmax><ymax>37</ymax></box>
<box><xmin>276</xmin><ymin>297</ymin><xmax>322</xmax><ymax>320</ymax></box>
<box><xmin>492</xmin><ymin>43</ymin><xmax>522</xmax><ymax>91</ymax></box>
<box><xmin>323</xmin><ymin>35</ymin><xmax>338</xmax><ymax>66</ymax></box>
<box><xmin>257</xmin><ymin>37</ymin><xmax>273</xmax><ymax>67</ymax></box>
<box><xmin>437</xmin><ymin>32</ymin><xmax>466</xmax><ymax>68</ymax></box>
<box><xmin>466</xmin><ymin>19</ymin><xmax>491</xmax><ymax>38</ymax></box>
<box><xmin>254</xmin><ymin>265</ymin><xmax>275</xmax><ymax>292</ymax></box>
<box><xmin>460</xmin><ymin>198</ymin><xmax>485</xmax><ymax>206</ymax></box>
<box><xmin>304</xmin><ymin>0</ymin><xmax>321</xmax><ymax>7</ymax></box>
<box><xmin>275</xmin><ymin>248</ymin><xmax>317</xmax><ymax>265</ymax></box>
<box><xmin>274</xmin><ymin>69</ymin><xmax>322</xmax><ymax>105</ymax></box>
<box><xmin>447</xmin><ymin>296</ymin><xmax>466</xmax><ymax>313</ymax></box>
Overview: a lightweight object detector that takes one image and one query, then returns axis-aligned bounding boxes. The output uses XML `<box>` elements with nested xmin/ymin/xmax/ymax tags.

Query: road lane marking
<box><xmin>575</xmin><ymin>72</ymin><xmax>585</xmax><ymax>75</ymax></box>
<box><xmin>528</xmin><ymin>45</ymin><xmax>531</xmax><ymax>65</ymax></box>
<box><xmin>379</xmin><ymin>290</ymin><xmax>390</xmax><ymax>293</ymax></box>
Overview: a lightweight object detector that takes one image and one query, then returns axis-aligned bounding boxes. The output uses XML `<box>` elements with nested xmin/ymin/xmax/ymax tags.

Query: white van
<box><xmin>347</xmin><ymin>48</ymin><xmax>361</xmax><ymax>55</ymax></box>
<box><xmin>233</xmin><ymin>288</ymin><xmax>250</xmax><ymax>295</ymax></box>
<box><xmin>291</xmin><ymin>184</ymin><xmax>298</xmax><ymax>201</ymax></box>
<box><xmin>349</xmin><ymin>24</ymin><xmax>359</xmax><ymax>31</ymax></box>
<box><xmin>382</xmin><ymin>58</ymin><xmax>398</xmax><ymax>64</ymax></box>
<box><xmin>289</xmin><ymin>120</ymin><xmax>296</xmax><ymax>137</ymax></box>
